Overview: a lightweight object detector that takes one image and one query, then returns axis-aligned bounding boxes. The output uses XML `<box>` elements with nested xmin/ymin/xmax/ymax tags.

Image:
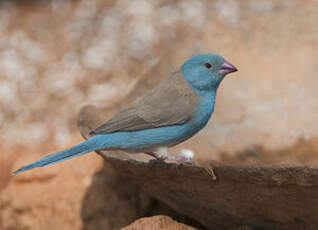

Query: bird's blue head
<box><xmin>181</xmin><ymin>53</ymin><xmax>237</xmax><ymax>93</ymax></box>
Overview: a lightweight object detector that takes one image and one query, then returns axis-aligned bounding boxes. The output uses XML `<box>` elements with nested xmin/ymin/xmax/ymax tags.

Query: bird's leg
<box><xmin>145</xmin><ymin>153</ymin><xmax>190</xmax><ymax>163</ymax></box>
<box><xmin>145</xmin><ymin>147</ymin><xmax>194</xmax><ymax>164</ymax></box>
<box><xmin>166</xmin><ymin>155</ymin><xmax>194</xmax><ymax>164</ymax></box>
<box><xmin>145</xmin><ymin>152</ymin><xmax>167</xmax><ymax>161</ymax></box>
<box><xmin>175</xmin><ymin>156</ymin><xmax>194</xmax><ymax>164</ymax></box>
<box><xmin>170</xmin><ymin>149</ymin><xmax>195</xmax><ymax>164</ymax></box>
<box><xmin>150</xmin><ymin>146</ymin><xmax>170</xmax><ymax>161</ymax></box>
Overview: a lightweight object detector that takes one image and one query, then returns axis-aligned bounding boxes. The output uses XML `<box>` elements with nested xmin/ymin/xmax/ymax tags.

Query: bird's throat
<box><xmin>191</xmin><ymin>91</ymin><xmax>216</xmax><ymax>129</ymax></box>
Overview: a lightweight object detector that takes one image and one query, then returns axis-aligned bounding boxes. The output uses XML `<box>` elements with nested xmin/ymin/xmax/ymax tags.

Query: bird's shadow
<box><xmin>80</xmin><ymin>159</ymin><xmax>208</xmax><ymax>230</ymax></box>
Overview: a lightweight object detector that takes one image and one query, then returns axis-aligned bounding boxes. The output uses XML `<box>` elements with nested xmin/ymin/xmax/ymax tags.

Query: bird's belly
<box><xmin>112</xmin><ymin>123</ymin><xmax>201</xmax><ymax>152</ymax></box>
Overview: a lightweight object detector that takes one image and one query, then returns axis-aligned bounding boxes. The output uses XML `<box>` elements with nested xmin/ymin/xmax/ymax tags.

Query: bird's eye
<box><xmin>204</xmin><ymin>63</ymin><xmax>212</xmax><ymax>69</ymax></box>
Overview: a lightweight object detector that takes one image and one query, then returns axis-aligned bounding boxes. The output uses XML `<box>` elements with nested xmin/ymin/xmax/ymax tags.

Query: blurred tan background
<box><xmin>0</xmin><ymin>0</ymin><xmax>318</xmax><ymax>229</ymax></box>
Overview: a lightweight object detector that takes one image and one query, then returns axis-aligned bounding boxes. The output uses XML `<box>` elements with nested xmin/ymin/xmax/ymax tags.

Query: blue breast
<box><xmin>189</xmin><ymin>92</ymin><xmax>216</xmax><ymax>130</ymax></box>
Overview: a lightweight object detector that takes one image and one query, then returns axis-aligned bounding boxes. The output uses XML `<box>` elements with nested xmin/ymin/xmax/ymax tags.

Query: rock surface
<box><xmin>121</xmin><ymin>215</ymin><xmax>198</xmax><ymax>230</ymax></box>
<box><xmin>108</xmin><ymin>159</ymin><xmax>318</xmax><ymax>230</ymax></box>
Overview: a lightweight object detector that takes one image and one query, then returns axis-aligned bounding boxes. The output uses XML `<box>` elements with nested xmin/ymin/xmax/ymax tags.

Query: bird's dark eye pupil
<box><xmin>204</xmin><ymin>63</ymin><xmax>212</xmax><ymax>69</ymax></box>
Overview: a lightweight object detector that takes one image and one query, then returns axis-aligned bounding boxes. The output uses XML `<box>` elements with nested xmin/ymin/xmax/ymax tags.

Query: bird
<box><xmin>13</xmin><ymin>53</ymin><xmax>237</xmax><ymax>174</ymax></box>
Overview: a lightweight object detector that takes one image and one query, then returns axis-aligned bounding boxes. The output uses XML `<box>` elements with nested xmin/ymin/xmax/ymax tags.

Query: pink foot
<box><xmin>167</xmin><ymin>156</ymin><xmax>193</xmax><ymax>164</ymax></box>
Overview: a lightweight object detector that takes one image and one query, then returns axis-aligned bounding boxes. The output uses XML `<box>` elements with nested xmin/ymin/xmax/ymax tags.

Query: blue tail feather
<box><xmin>13</xmin><ymin>135</ymin><xmax>105</xmax><ymax>174</ymax></box>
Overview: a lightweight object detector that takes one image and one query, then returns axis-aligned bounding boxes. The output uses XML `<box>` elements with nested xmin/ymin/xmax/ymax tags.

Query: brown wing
<box><xmin>89</xmin><ymin>107</ymin><xmax>157</xmax><ymax>134</ymax></box>
<box><xmin>90</xmin><ymin>72</ymin><xmax>199</xmax><ymax>135</ymax></box>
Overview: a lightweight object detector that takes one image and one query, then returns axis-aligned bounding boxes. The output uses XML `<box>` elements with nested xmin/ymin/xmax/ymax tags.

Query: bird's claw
<box><xmin>167</xmin><ymin>156</ymin><xmax>194</xmax><ymax>164</ymax></box>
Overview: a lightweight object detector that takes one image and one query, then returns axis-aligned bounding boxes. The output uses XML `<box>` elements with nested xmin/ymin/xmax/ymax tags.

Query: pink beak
<box><xmin>219</xmin><ymin>59</ymin><xmax>238</xmax><ymax>75</ymax></box>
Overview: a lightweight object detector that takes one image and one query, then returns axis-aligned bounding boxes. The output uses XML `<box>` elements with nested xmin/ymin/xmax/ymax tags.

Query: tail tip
<box><xmin>12</xmin><ymin>168</ymin><xmax>22</xmax><ymax>175</ymax></box>
<box><xmin>12</xmin><ymin>165</ymin><xmax>32</xmax><ymax>175</ymax></box>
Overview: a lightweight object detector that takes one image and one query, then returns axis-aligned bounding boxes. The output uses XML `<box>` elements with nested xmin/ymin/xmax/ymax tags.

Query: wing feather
<box><xmin>90</xmin><ymin>72</ymin><xmax>199</xmax><ymax>135</ymax></box>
